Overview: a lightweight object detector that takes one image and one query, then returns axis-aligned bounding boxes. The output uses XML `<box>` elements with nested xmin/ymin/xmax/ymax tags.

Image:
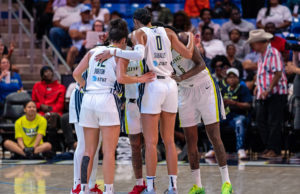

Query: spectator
<box><xmin>242</xmin><ymin>48</ymin><xmax>260</xmax><ymax>90</ymax></box>
<box><xmin>222</xmin><ymin>68</ymin><xmax>252</xmax><ymax>159</ymax></box>
<box><xmin>287</xmin><ymin>0</ymin><xmax>300</xmax><ymax>17</ymax></box>
<box><xmin>52</xmin><ymin>0</ymin><xmax>67</xmax><ymax>11</ymax></box>
<box><xmin>211</xmin><ymin>55</ymin><xmax>231</xmax><ymax>92</ymax></box>
<box><xmin>66</xmin><ymin>6</ymin><xmax>94</xmax><ymax>69</ymax></box>
<box><xmin>184</xmin><ymin>0</ymin><xmax>209</xmax><ymax>17</ymax></box>
<box><xmin>225</xmin><ymin>28</ymin><xmax>251</xmax><ymax>61</ymax></box>
<box><xmin>172</xmin><ymin>11</ymin><xmax>194</xmax><ymax>32</ymax></box>
<box><xmin>3</xmin><ymin>101</ymin><xmax>52</xmax><ymax>159</ymax></box>
<box><xmin>201</xmin><ymin>25</ymin><xmax>226</xmax><ymax>60</ymax></box>
<box><xmin>256</xmin><ymin>0</ymin><xmax>292</xmax><ymax>30</ymax></box>
<box><xmin>145</xmin><ymin>0</ymin><xmax>173</xmax><ymax>25</ymax></box>
<box><xmin>0</xmin><ymin>57</ymin><xmax>23</xmax><ymax>109</ymax></box>
<box><xmin>212</xmin><ymin>0</ymin><xmax>238</xmax><ymax>18</ymax></box>
<box><xmin>198</xmin><ymin>8</ymin><xmax>221</xmax><ymax>39</ymax></box>
<box><xmin>226</xmin><ymin>44</ymin><xmax>244</xmax><ymax>79</ymax></box>
<box><xmin>49</xmin><ymin>0</ymin><xmax>82</xmax><ymax>54</ymax></box>
<box><xmin>285</xmin><ymin>51</ymin><xmax>300</xmax><ymax>130</ymax></box>
<box><xmin>0</xmin><ymin>38</ymin><xmax>14</xmax><ymax>59</ymax></box>
<box><xmin>221</xmin><ymin>7</ymin><xmax>255</xmax><ymax>41</ymax></box>
<box><xmin>265</xmin><ymin>22</ymin><xmax>289</xmax><ymax>62</ymax></box>
<box><xmin>92</xmin><ymin>0</ymin><xmax>110</xmax><ymax>27</ymax></box>
<box><xmin>248</xmin><ymin>29</ymin><xmax>288</xmax><ymax>158</ymax></box>
<box><xmin>35</xmin><ymin>0</ymin><xmax>55</xmax><ymax>45</ymax></box>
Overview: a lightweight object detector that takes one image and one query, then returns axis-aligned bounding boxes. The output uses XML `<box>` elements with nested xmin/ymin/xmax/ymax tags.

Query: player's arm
<box><xmin>166</xmin><ymin>28</ymin><xmax>194</xmax><ymax>59</ymax></box>
<box><xmin>116</xmin><ymin>57</ymin><xmax>155</xmax><ymax>84</ymax></box>
<box><xmin>95</xmin><ymin>30</ymin><xmax>146</xmax><ymax>63</ymax></box>
<box><xmin>173</xmin><ymin>46</ymin><xmax>206</xmax><ymax>82</ymax></box>
<box><xmin>73</xmin><ymin>52</ymin><xmax>91</xmax><ymax>89</ymax></box>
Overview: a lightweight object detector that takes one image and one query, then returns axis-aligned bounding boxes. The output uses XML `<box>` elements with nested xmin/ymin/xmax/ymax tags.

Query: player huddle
<box><xmin>70</xmin><ymin>8</ymin><xmax>233</xmax><ymax>194</ymax></box>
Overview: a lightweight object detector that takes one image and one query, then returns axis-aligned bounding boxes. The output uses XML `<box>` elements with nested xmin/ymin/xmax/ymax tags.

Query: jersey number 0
<box><xmin>156</xmin><ymin>36</ymin><xmax>162</xmax><ymax>51</ymax></box>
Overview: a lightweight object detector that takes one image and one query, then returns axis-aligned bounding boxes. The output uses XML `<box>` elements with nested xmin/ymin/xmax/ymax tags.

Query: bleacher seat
<box><xmin>103</xmin><ymin>3</ymin><xmax>129</xmax><ymax>17</ymax></box>
<box><xmin>291</xmin><ymin>18</ymin><xmax>300</xmax><ymax>34</ymax></box>
<box><xmin>161</xmin><ymin>3</ymin><xmax>185</xmax><ymax>13</ymax></box>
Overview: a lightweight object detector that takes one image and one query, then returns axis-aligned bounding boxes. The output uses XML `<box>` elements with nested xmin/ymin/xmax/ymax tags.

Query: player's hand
<box><xmin>171</xmin><ymin>74</ymin><xmax>182</xmax><ymax>82</ymax></box>
<box><xmin>78</xmin><ymin>80</ymin><xmax>86</xmax><ymax>91</ymax></box>
<box><xmin>137</xmin><ymin>72</ymin><xmax>156</xmax><ymax>83</ymax></box>
<box><xmin>95</xmin><ymin>50</ymin><xmax>112</xmax><ymax>63</ymax></box>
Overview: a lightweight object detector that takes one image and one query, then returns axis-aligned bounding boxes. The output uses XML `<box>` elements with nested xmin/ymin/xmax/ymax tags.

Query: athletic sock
<box><xmin>81</xmin><ymin>184</ymin><xmax>88</xmax><ymax>193</ymax></box>
<box><xmin>73</xmin><ymin>179</ymin><xmax>80</xmax><ymax>189</ymax></box>
<box><xmin>219</xmin><ymin>165</ymin><xmax>231</xmax><ymax>184</ymax></box>
<box><xmin>146</xmin><ymin>176</ymin><xmax>156</xmax><ymax>191</ymax></box>
<box><xmin>168</xmin><ymin>175</ymin><xmax>177</xmax><ymax>190</ymax></box>
<box><xmin>104</xmin><ymin>184</ymin><xmax>114</xmax><ymax>194</ymax></box>
<box><xmin>136</xmin><ymin>178</ymin><xmax>144</xmax><ymax>186</ymax></box>
<box><xmin>191</xmin><ymin>169</ymin><xmax>202</xmax><ymax>188</ymax></box>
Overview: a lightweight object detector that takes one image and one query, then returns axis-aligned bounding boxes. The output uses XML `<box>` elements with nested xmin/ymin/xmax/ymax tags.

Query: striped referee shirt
<box><xmin>256</xmin><ymin>44</ymin><xmax>288</xmax><ymax>99</ymax></box>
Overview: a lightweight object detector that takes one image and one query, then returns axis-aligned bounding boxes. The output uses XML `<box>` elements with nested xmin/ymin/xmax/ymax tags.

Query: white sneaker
<box><xmin>238</xmin><ymin>149</ymin><xmax>247</xmax><ymax>159</ymax></box>
<box><xmin>205</xmin><ymin>150</ymin><xmax>215</xmax><ymax>158</ymax></box>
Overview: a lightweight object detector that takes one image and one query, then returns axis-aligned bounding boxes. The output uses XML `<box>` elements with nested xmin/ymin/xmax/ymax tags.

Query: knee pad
<box><xmin>81</xmin><ymin>156</ymin><xmax>90</xmax><ymax>184</ymax></box>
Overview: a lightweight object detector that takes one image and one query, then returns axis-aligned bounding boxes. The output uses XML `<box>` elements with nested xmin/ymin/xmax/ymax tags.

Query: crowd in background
<box><xmin>0</xmin><ymin>0</ymin><xmax>300</xmax><ymax>160</ymax></box>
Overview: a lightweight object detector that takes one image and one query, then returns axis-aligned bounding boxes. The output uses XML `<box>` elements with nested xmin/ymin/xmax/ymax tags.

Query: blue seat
<box><xmin>191</xmin><ymin>18</ymin><xmax>200</xmax><ymax>28</ymax></box>
<box><xmin>130</xmin><ymin>3</ymin><xmax>147</xmax><ymax>15</ymax></box>
<box><xmin>102</xmin><ymin>0</ymin><xmax>129</xmax><ymax>3</ymax></box>
<box><xmin>103</xmin><ymin>3</ymin><xmax>129</xmax><ymax>17</ymax></box>
<box><xmin>291</xmin><ymin>20</ymin><xmax>300</xmax><ymax>34</ymax></box>
<box><xmin>161</xmin><ymin>3</ymin><xmax>185</xmax><ymax>13</ymax></box>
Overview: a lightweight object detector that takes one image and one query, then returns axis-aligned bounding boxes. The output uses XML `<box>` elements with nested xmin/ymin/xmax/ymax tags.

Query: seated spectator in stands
<box><xmin>226</xmin><ymin>44</ymin><xmax>244</xmax><ymax>79</ymax></box>
<box><xmin>221</xmin><ymin>7</ymin><xmax>255</xmax><ymax>41</ymax></box>
<box><xmin>201</xmin><ymin>26</ymin><xmax>226</xmax><ymax>60</ymax></box>
<box><xmin>0</xmin><ymin>38</ymin><xmax>14</xmax><ymax>59</ymax></box>
<box><xmin>66</xmin><ymin>6</ymin><xmax>94</xmax><ymax>69</ymax></box>
<box><xmin>198</xmin><ymin>8</ymin><xmax>221</xmax><ymax>39</ymax></box>
<box><xmin>53</xmin><ymin>0</ymin><xmax>67</xmax><ymax>11</ymax></box>
<box><xmin>32</xmin><ymin>66</ymin><xmax>66</xmax><ymax>150</ymax></box>
<box><xmin>35</xmin><ymin>0</ymin><xmax>55</xmax><ymax>45</ymax></box>
<box><xmin>256</xmin><ymin>0</ymin><xmax>292</xmax><ymax>30</ymax></box>
<box><xmin>249</xmin><ymin>29</ymin><xmax>288</xmax><ymax>158</ymax></box>
<box><xmin>49</xmin><ymin>0</ymin><xmax>83</xmax><ymax>55</ymax></box>
<box><xmin>184</xmin><ymin>0</ymin><xmax>209</xmax><ymax>18</ymax></box>
<box><xmin>173</xmin><ymin>11</ymin><xmax>195</xmax><ymax>32</ymax></box>
<box><xmin>225</xmin><ymin>28</ymin><xmax>251</xmax><ymax>61</ymax></box>
<box><xmin>92</xmin><ymin>0</ymin><xmax>109</xmax><ymax>27</ymax></box>
<box><xmin>212</xmin><ymin>0</ymin><xmax>238</xmax><ymax>18</ymax></box>
<box><xmin>222</xmin><ymin>68</ymin><xmax>252</xmax><ymax>159</ymax></box>
<box><xmin>0</xmin><ymin>57</ymin><xmax>23</xmax><ymax>110</ymax></box>
<box><xmin>3</xmin><ymin>101</ymin><xmax>52</xmax><ymax>159</ymax></box>
<box><xmin>211</xmin><ymin>55</ymin><xmax>231</xmax><ymax>92</ymax></box>
<box><xmin>265</xmin><ymin>22</ymin><xmax>289</xmax><ymax>61</ymax></box>
<box><xmin>145</xmin><ymin>0</ymin><xmax>173</xmax><ymax>25</ymax></box>
<box><xmin>287</xmin><ymin>0</ymin><xmax>300</xmax><ymax>17</ymax></box>
<box><xmin>242</xmin><ymin>48</ymin><xmax>260</xmax><ymax>90</ymax></box>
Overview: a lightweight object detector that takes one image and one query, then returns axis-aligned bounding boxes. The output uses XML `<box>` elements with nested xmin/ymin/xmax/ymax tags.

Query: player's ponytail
<box><xmin>108</xmin><ymin>18</ymin><xmax>129</xmax><ymax>43</ymax></box>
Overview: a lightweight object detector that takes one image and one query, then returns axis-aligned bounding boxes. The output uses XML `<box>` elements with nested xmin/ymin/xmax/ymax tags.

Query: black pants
<box><xmin>256</xmin><ymin>94</ymin><xmax>287</xmax><ymax>154</ymax></box>
<box><xmin>295</xmin><ymin>97</ymin><xmax>300</xmax><ymax>130</ymax></box>
<box><xmin>61</xmin><ymin>113</ymin><xmax>76</xmax><ymax>150</ymax></box>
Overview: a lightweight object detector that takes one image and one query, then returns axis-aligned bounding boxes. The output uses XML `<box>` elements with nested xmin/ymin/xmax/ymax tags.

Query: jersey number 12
<box><xmin>156</xmin><ymin>36</ymin><xmax>162</xmax><ymax>51</ymax></box>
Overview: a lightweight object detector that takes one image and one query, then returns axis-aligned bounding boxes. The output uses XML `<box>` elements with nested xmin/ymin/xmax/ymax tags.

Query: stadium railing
<box><xmin>8</xmin><ymin>0</ymin><xmax>34</xmax><ymax>72</ymax></box>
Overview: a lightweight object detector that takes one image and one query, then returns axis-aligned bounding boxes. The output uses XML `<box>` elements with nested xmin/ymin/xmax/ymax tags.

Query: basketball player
<box><xmin>69</xmin><ymin>70</ymin><xmax>103</xmax><ymax>194</ymax></box>
<box><xmin>171</xmin><ymin>32</ymin><xmax>233</xmax><ymax>194</ymax></box>
<box><xmin>73</xmin><ymin>19</ymin><xmax>155</xmax><ymax>194</ymax></box>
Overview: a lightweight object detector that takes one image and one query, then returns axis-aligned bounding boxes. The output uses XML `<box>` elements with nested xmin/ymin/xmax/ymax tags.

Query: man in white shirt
<box><xmin>221</xmin><ymin>7</ymin><xmax>255</xmax><ymax>41</ymax></box>
<box><xmin>49</xmin><ymin>0</ymin><xmax>83</xmax><ymax>54</ymax></box>
<box><xmin>91</xmin><ymin>0</ymin><xmax>110</xmax><ymax>27</ymax></box>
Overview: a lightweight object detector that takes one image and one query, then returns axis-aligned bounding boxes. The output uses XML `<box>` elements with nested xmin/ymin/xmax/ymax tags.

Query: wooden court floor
<box><xmin>0</xmin><ymin>163</ymin><xmax>300</xmax><ymax>194</ymax></box>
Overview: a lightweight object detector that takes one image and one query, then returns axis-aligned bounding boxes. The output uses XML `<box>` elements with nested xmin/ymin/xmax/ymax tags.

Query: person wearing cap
<box><xmin>221</xmin><ymin>68</ymin><xmax>252</xmax><ymax>159</ymax></box>
<box><xmin>32</xmin><ymin>66</ymin><xmax>67</xmax><ymax>151</ymax></box>
<box><xmin>66</xmin><ymin>6</ymin><xmax>94</xmax><ymax>69</ymax></box>
<box><xmin>248</xmin><ymin>29</ymin><xmax>288</xmax><ymax>158</ymax></box>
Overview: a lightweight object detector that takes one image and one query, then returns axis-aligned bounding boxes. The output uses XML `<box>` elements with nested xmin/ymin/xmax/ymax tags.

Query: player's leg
<box><xmin>3</xmin><ymin>140</ymin><xmax>26</xmax><ymax>156</ymax></box>
<box><xmin>89</xmin><ymin>132</ymin><xmax>102</xmax><ymax>192</ymax></box>
<box><xmin>80</xmin><ymin>127</ymin><xmax>100</xmax><ymax>193</ymax></box>
<box><xmin>129</xmin><ymin>133</ymin><xmax>144</xmax><ymax>181</ymax></box>
<box><xmin>101</xmin><ymin>125</ymin><xmax>120</xmax><ymax>194</ymax></box>
<box><xmin>34</xmin><ymin>142</ymin><xmax>52</xmax><ymax>154</ymax></box>
<box><xmin>160</xmin><ymin>111</ymin><xmax>178</xmax><ymax>192</ymax></box>
<box><xmin>141</xmin><ymin>113</ymin><xmax>160</xmax><ymax>192</ymax></box>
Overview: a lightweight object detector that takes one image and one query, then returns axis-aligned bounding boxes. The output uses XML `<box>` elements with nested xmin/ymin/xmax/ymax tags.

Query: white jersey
<box><xmin>172</xmin><ymin>50</ymin><xmax>209</xmax><ymax>87</ymax></box>
<box><xmin>125</xmin><ymin>60</ymin><xmax>142</xmax><ymax>99</ymax></box>
<box><xmin>85</xmin><ymin>46</ymin><xmax>117</xmax><ymax>93</ymax></box>
<box><xmin>140</xmin><ymin>26</ymin><xmax>173</xmax><ymax>77</ymax></box>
